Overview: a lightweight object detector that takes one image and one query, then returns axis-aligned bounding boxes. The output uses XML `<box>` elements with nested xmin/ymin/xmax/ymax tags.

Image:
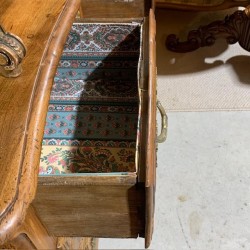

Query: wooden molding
<box><xmin>1</xmin><ymin>206</ymin><xmax>56</xmax><ymax>249</ymax></box>
<box><xmin>0</xmin><ymin>0</ymin><xmax>80</xmax><ymax>244</ymax></box>
<box><xmin>145</xmin><ymin>9</ymin><xmax>157</xmax><ymax>249</ymax></box>
<box><xmin>166</xmin><ymin>5</ymin><xmax>250</xmax><ymax>52</ymax></box>
<box><xmin>57</xmin><ymin>237</ymin><xmax>98</xmax><ymax>250</ymax></box>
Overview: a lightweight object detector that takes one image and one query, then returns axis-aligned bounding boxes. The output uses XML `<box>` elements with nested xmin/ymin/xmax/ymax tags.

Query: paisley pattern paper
<box><xmin>39</xmin><ymin>23</ymin><xmax>141</xmax><ymax>175</ymax></box>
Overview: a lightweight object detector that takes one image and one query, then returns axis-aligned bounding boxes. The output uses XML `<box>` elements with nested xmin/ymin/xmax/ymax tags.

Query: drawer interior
<box><xmin>39</xmin><ymin>21</ymin><xmax>144</xmax><ymax>176</ymax></box>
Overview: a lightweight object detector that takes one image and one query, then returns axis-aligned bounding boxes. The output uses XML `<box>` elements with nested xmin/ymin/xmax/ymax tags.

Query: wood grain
<box><xmin>1</xmin><ymin>206</ymin><xmax>56</xmax><ymax>249</ymax></box>
<box><xmin>33</xmin><ymin>184</ymin><xmax>145</xmax><ymax>238</ymax></box>
<box><xmin>18</xmin><ymin>206</ymin><xmax>56</xmax><ymax>249</ymax></box>
<box><xmin>80</xmin><ymin>0</ymin><xmax>152</xmax><ymax>18</ymax></box>
<box><xmin>0</xmin><ymin>0</ymin><xmax>80</xmax><ymax>244</ymax></box>
<box><xmin>156</xmin><ymin>0</ymin><xmax>250</xmax><ymax>10</ymax></box>
<box><xmin>1</xmin><ymin>234</ymin><xmax>35</xmax><ymax>250</ymax></box>
<box><xmin>145</xmin><ymin>9</ymin><xmax>157</xmax><ymax>249</ymax></box>
<box><xmin>57</xmin><ymin>237</ymin><xmax>98</xmax><ymax>250</ymax></box>
<box><xmin>38</xmin><ymin>174</ymin><xmax>137</xmax><ymax>186</ymax></box>
<box><xmin>137</xmin><ymin>16</ymin><xmax>149</xmax><ymax>183</ymax></box>
<box><xmin>1</xmin><ymin>1</ymin><xmax>156</xmax><ymax>247</ymax></box>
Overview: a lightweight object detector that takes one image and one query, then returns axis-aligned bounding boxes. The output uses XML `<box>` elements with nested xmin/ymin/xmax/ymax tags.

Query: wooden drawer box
<box><xmin>33</xmin><ymin>4</ymin><xmax>157</xmax><ymax>247</ymax></box>
<box><xmin>0</xmin><ymin>0</ymin><xmax>162</xmax><ymax>248</ymax></box>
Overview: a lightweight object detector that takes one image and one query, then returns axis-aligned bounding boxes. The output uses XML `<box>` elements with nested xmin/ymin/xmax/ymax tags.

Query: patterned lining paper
<box><xmin>39</xmin><ymin>23</ymin><xmax>141</xmax><ymax>175</ymax></box>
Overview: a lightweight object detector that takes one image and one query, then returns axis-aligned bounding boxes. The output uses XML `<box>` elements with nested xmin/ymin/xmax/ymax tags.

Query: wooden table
<box><xmin>0</xmin><ymin>1</ymin><xmax>159</xmax><ymax>249</ymax></box>
<box><xmin>0</xmin><ymin>0</ymin><xmax>81</xmax><ymax>247</ymax></box>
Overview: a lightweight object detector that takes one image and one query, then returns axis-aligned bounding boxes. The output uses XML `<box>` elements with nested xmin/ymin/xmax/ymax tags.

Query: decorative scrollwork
<box><xmin>166</xmin><ymin>6</ymin><xmax>250</xmax><ymax>53</ymax></box>
<box><xmin>0</xmin><ymin>25</ymin><xmax>26</xmax><ymax>77</ymax></box>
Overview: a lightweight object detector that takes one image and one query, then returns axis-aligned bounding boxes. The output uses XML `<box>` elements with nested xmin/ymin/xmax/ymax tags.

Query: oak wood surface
<box><xmin>1</xmin><ymin>206</ymin><xmax>56</xmax><ymax>249</ymax></box>
<box><xmin>80</xmin><ymin>0</ymin><xmax>152</xmax><ymax>18</ymax></box>
<box><xmin>33</xmin><ymin>184</ymin><xmax>145</xmax><ymax>238</ymax></box>
<box><xmin>17</xmin><ymin>206</ymin><xmax>56</xmax><ymax>249</ymax></box>
<box><xmin>156</xmin><ymin>0</ymin><xmax>250</xmax><ymax>10</ymax></box>
<box><xmin>1</xmin><ymin>0</ymin><xmax>157</xmax><ymax>248</ymax></box>
<box><xmin>137</xmin><ymin>17</ymin><xmax>149</xmax><ymax>183</ymax></box>
<box><xmin>57</xmin><ymin>237</ymin><xmax>98</xmax><ymax>250</ymax></box>
<box><xmin>38</xmin><ymin>174</ymin><xmax>137</xmax><ymax>186</ymax></box>
<box><xmin>0</xmin><ymin>0</ymin><xmax>80</xmax><ymax>244</ymax></box>
<box><xmin>1</xmin><ymin>234</ymin><xmax>35</xmax><ymax>250</ymax></box>
<box><xmin>145</xmin><ymin>9</ymin><xmax>157</xmax><ymax>249</ymax></box>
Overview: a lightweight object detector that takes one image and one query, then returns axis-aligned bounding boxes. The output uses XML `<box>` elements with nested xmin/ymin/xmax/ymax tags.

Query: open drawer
<box><xmin>0</xmin><ymin>0</ymin><xmax>160</xmax><ymax>249</ymax></box>
<box><xmin>33</xmin><ymin>3</ymin><xmax>158</xmax><ymax>248</ymax></box>
<box><xmin>33</xmin><ymin>9</ymin><xmax>157</xmax><ymax>249</ymax></box>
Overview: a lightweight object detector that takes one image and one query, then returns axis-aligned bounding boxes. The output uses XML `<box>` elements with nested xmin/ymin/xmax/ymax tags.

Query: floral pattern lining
<box><xmin>39</xmin><ymin>23</ymin><xmax>141</xmax><ymax>175</ymax></box>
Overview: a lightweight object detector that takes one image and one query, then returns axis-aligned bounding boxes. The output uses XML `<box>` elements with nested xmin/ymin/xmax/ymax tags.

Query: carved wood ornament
<box><xmin>166</xmin><ymin>5</ymin><xmax>250</xmax><ymax>53</ymax></box>
<box><xmin>0</xmin><ymin>25</ymin><xmax>26</xmax><ymax>77</ymax></box>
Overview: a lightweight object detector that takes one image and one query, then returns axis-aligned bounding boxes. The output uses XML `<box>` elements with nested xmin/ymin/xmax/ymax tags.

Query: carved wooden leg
<box><xmin>166</xmin><ymin>5</ymin><xmax>250</xmax><ymax>53</ymax></box>
<box><xmin>1</xmin><ymin>206</ymin><xmax>56</xmax><ymax>250</ymax></box>
<box><xmin>20</xmin><ymin>206</ymin><xmax>57</xmax><ymax>249</ymax></box>
<box><xmin>1</xmin><ymin>234</ymin><xmax>36</xmax><ymax>249</ymax></box>
<box><xmin>57</xmin><ymin>237</ymin><xmax>99</xmax><ymax>250</ymax></box>
<box><xmin>1</xmin><ymin>206</ymin><xmax>99</xmax><ymax>250</ymax></box>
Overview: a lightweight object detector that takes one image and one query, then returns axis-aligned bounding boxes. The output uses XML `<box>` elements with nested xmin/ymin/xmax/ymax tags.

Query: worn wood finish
<box><xmin>145</xmin><ymin>9</ymin><xmax>157</xmax><ymax>249</ymax></box>
<box><xmin>1</xmin><ymin>234</ymin><xmax>35</xmax><ymax>250</ymax></box>
<box><xmin>33</xmin><ymin>14</ymin><xmax>155</xmax><ymax>243</ymax></box>
<box><xmin>32</xmin><ymin>4</ymin><xmax>156</xmax><ymax>248</ymax></box>
<box><xmin>0</xmin><ymin>0</ymin><xmax>80</xmax><ymax>244</ymax></box>
<box><xmin>75</xmin><ymin>17</ymin><xmax>144</xmax><ymax>23</ymax></box>
<box><xmin>33</xmin><ymin>183</ymin><xmax>145</xmax><ymax>238</ymax></box>
<box><xmin>1</xmin><ymin>1</ymin><xmax>157</xmax><ymax>248</ymax></box>
<box><xmin>166</xmin><ymin>5</ymin><xmax>250</xmax><ymax>52</ymax></box>
<box><xmin>57</xmin><ymin>237</ymin><xmax>98</xmax><ymax>250</ymax></box>
<box><xmin>137</xmin><ymin>92</ymin><xmax>149</xmax><ymax>184</ymax></box>
<box><xmin>80</xmin><ymin>0</ymin><xmax>152</xmax><ymax>18</ymax></box>
<box><xmin>156</xmin><ymin>0</ymin><xmax>250</xmax><ymax>10</ymax></box>
<box><xmin>137</xmin><ymin>17</ymin><xmax>150</xmax><ymax>184</ymax></box>
<box><xmin>38</xmin><ymin>174</ymin><xmax>137</xmax><ymax>186</ymax></box>
<box><xmin>1</xmin><ymin>206</ymin><xmax>56</xmax><ymax>249</ymax></box>
<box><xmin>17</xmin><ymin>206</ymin><xmax>56</xmax><ymax>249</ymax></box>
<box><xmin>2</xmin><ymin>236</ymin><xmax>99</xmax><ymax>250</ymax></box>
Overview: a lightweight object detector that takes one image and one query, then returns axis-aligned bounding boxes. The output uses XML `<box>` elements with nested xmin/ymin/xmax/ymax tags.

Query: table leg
<box><xmin>166</xmin><ymin>5</ymin><xmax>250</xmax><ymax>53</ymax></box>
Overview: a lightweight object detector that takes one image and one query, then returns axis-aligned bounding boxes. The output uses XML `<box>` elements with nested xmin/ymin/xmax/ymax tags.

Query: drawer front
<box><xmin>35</xmin><ymin>12</ymin><xmax>148</xmax><ymax>241</ymax></box>
<box><xmin>34</xmin><ymin>182</ymin><xmax>145</xmax><ymax>238</ymax></box>
<box><xmin>79</xmin><ymin>0</ymin><xmax>152</xmax><ymax>18</ymax></box>
<box><xmin>145</xmin><ymin>8</ymin><xmax>157</xmax><ymax>249</ymax></box>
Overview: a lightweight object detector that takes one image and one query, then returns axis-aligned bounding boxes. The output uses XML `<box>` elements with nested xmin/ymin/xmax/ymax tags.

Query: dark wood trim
<box><xmin>166</xmin><ymin>5</ymin><xmax>250</xmax><ymax>52</ymax></box>
<box><xmin>156</xmin><ymin>0</ymin><xmax>250</xmax><ymax>11</ymax></box>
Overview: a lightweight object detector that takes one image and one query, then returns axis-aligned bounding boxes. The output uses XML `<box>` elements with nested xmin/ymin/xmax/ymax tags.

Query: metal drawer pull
<box><xmin>0</xmin><ymin>25</ymin><xmax>26</xmax><ymax>78</ymax></box>
<box><xmin>156</xmin><ymin>100</ymin><xmax>168</xmax><ymax>143</ymax></box>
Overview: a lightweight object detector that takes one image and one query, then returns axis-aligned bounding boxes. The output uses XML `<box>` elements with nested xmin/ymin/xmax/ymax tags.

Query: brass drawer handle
<box><xmin>157</xmin><ymin>100</ymin><xmax>168</xmax><ymax>143</ymax></box>
<box><xmin>0</xmin><ymin>25</ymin><xmax>26</xmax><ymax>78</ymax></box>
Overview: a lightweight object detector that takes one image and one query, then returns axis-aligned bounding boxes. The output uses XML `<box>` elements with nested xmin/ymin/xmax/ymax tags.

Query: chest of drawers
<box><xmin>0</xmin><ymin>1</ymin><xmax>166</xmax><ymax>249</ymax></box>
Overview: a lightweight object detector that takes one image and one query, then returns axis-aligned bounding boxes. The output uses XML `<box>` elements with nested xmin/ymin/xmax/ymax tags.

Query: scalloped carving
<box><xmin>166</xmin><ymin>6</ymin><xmax>250</xmax><ymax>53</ymax></box>
<box><xmin>0</xmin><ymin>25</ymin><xmax>26</xmax><ymax>77</ymax></box>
